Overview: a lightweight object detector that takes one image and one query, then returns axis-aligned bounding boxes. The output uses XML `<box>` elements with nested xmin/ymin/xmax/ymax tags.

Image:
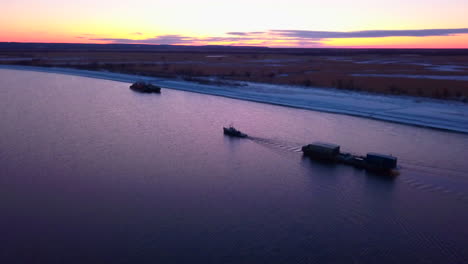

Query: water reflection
<box><xmin>1</xmin><ymin>69</ymin><xmax>468</xmax><ymax>263</ymax></box>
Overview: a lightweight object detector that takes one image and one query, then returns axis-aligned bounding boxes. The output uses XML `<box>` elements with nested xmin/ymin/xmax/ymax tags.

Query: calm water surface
<box><xmin>1</xmin><ymin>69</ymin><xmax>468</xmax><ymax>263</ymax></box>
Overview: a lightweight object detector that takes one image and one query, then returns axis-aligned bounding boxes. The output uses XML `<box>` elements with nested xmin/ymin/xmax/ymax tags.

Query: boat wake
<box><xmin>247</xmin><ymin>136</ymin><xmax>303</xmax><ymax>156</ymax></box>
<box><xmin>249</xmin><ymin>135</ymin><xmax>468</xmax><ymax>205</ymax></box>
<box><xmin>399</xmin><ymin>161</ymin><xmax>468</xmax><ymax>204</ymax></box>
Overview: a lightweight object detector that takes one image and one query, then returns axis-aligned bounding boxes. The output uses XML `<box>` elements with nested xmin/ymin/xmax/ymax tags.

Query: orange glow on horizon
<box><xmin>323</xmin><ymin>35</ymin><xmax>468</xmax><ymax>49</ymax></box>
<box><xmin>2</xmin><ymin>32</ymin><xmax>468</xmax><ymax>48</ymax></box>
<box><xmin>1</xmin><ymin>28</ymin><xmax>467</xmax><ymax>48</ymax></box>
<box><xmin>1</xmin><ymin>0</ymin><xmax>467</xmax><ymax>48</ymax></box>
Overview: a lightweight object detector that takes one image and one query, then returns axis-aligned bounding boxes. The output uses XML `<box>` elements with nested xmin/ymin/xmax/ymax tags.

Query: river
<box><xmin>1</xmin><ymin>69</ymin><xmax>468</xmax><ymax>263</ymax></box>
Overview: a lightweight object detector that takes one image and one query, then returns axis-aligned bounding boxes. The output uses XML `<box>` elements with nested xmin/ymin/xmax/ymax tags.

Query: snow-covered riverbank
<box><xmin>1</xmin><ymin>65</ymin><xmax>467</xmax><ymax>133</ymax></box>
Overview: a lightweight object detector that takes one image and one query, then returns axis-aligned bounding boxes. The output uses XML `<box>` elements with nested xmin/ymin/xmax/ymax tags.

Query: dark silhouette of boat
<box><xmin>223</xmin><ymin>126</ymin><xmax>248</xmax><ymax>138</ymax></box>
<box><xmin>130</xmin><ymin>81</ymin><xmax>161</xmax><ymax>93</ymax></box>
<box><xmin>302</xmin><ymin>142</ymin><xmax>397</xmax><ymax>174</ymax></box>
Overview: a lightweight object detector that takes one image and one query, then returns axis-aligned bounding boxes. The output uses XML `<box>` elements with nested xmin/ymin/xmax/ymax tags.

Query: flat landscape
<box><xmin>1</xmin><ymin>44</ymin><xmax>468</xmax><ymax>100</ymax></box>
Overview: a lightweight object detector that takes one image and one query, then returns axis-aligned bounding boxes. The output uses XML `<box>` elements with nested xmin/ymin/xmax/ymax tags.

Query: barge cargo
<box><xmin>302</xmin><ymin>142</ymin><xmax>397</xmax><ymax>173</ymax></box>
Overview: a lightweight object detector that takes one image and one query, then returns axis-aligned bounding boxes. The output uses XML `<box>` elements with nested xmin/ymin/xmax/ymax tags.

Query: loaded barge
<box><xmin>302</xmin><ymin>142</ymin><xmax>397</xmax><ymax>173</ymax></box>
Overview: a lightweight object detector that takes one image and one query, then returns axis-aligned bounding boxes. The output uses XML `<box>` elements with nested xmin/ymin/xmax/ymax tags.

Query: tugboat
<box><xmin>130</xmin><ymin>81</ymin><xmax>161</xmax><ymax>93</ymax></box>
<box><xmin>223</xmin><ymin>126</ymin><xmax>248</xmax><ymax>138</ymax></box>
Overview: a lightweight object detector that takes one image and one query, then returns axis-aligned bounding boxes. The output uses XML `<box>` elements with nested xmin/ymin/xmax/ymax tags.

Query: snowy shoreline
<box><xmin>1</xmin><ymin>65</ymin><xmax>467</xmax><ymax>134</ymax></box>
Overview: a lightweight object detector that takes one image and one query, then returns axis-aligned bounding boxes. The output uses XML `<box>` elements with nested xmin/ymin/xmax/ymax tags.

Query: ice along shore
<box><xmin>1</xmin><ymin>65</ymin><xmax>467</xmax><ymax>134</ymax></box>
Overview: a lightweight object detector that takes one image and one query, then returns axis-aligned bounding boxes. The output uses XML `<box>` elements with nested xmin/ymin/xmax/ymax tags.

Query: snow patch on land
<box><xmin>355</xmin><ymin>60</ymin><xmax>403</xmax><ymax>64</ymax></box>
<box><xmin>1</xmin><ymin>65</ymin><xmax>467</xmax><ymax>134</ymax></box>
<box><xmin>351</xmin><ymin>73</ymin><xmax>468</xmax><ymax>81</ymax></box>
<box><xmin>0</xmin><ymin>58</ymin><xmax>33</xmax><ymax>61</ymax></box>
<box><xmin>427</xmin><ymin>65</ymin><xmax>467</xmax><ymax>72</ymax></box>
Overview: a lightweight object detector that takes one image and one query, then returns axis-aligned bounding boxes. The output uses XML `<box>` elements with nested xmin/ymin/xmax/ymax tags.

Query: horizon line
<box><xmin>2</xmin><ymin>41</ymin><xmax>468</xmax><ymax>50</ymax></box>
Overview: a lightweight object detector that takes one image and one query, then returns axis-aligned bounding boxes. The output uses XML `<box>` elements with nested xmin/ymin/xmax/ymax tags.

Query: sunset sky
<box><xmin>1</xmin><ymin>0</ymin><xmax>467</xmax><ymax>48</ymax></box>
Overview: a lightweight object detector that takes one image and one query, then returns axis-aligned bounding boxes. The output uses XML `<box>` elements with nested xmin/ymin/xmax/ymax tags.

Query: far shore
<box><xmin>1</xmin><ymin>65</ymin><xmax>467</xmax><ymax>134</ymax></box>
<box><xmin>1</xmin><ymin>47</ymin><xmax>468</xmax><ymax>102</ymax></box>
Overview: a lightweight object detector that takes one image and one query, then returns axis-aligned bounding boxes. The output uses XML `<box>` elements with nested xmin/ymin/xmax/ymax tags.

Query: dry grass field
<box><xmin>2</xmin><ymin>49</ymin><xmax>468</xmax><ymax>100</ymax></box>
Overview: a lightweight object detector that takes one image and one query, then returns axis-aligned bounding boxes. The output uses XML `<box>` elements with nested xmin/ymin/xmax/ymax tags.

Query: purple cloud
<box><xmin>91</xmin><ymin>35</ymin><xmax>258</xmax><ymax>45</ymax></box>
<box><xmin>227</xmin><ymin>31</ymin><xmax>265</xmax><ymax>36</ymax></box>
<box><xmin>227</xmin><ymin>32</ymin><xmax>248</xmax><ymax>36</ymax></box>
<box><xmin>270</xmin><ymin>28</ymin><xmax>468</xmax><ymax>39</ymax></box>
<box><xmin>91</xmin><ymin>35</ymin><xmax>196</xmax><ymax>45</ymax></box>
<box><xmin>87</xmin><ymin>28</ymin><xmax>468</xmax><ymax>47</ymax></box>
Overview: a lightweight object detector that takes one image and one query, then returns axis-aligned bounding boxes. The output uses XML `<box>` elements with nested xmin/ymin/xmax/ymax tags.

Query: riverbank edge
<box><xmin>1</xmin><ymin>65</ymin><xmax>467</xmax><ymax>134</ymax></box>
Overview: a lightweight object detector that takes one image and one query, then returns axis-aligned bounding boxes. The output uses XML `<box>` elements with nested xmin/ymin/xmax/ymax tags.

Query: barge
<box><xmin>130</xmin><ymin>81</ymin><xmax>161</xmax><ymax>93</ymax></box>
<box><xmin>302</xmin><ymin>142</ymin><xmax>397</xmax><ymax>173</ymax></box>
